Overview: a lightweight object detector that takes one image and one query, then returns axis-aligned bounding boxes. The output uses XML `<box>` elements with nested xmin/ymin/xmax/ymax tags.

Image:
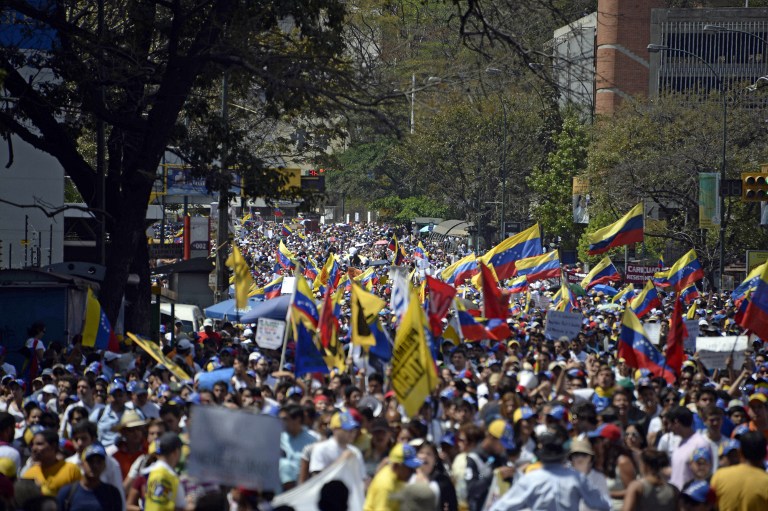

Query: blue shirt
<box><xmin>57</xmin><ymin>482</ymin><xmax>123</xmax><ymax>511</ymax></box>
<box><xmin>489</xmin><ymin>464</ymin><xmax>610</xmax><ymax>511</ymax></box>
<box><xmin>279</xmin><ymin>428</ymin><xmax>318</xmax><ymax>485</ymax></box>
<box><xmin>91</xmin><ymin>405</ymin><xmax>123</xmax><ymax>447</ymax></box>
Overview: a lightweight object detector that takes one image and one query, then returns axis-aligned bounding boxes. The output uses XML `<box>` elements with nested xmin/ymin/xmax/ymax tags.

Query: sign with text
<box><xmin>684</xmin><ymin>320</ymin><xmax>700</xmax><ymax>351</ymax></box>
<box><xmin>187</xmin><ymin>406</ymin><xmax>282</xmax><ymax>491</ymax></box>
<box><xmin>256</xmin><ymin>318</ymin><xmax>285</xmax><ymax>350</ymax></box>
<box><xmin>544</xmin><ymin>311</ymin><xmax>583</xmax><ymax>341</ymax></box>
<box><xmin>625</xmin><ymin>265</ymin><xmax>658</xmax><ymax>285</ymax></box>
<box><xmin>696</xmin><ymin>336</ymin><xmax>747</xmax><ymax>369</ymax></box>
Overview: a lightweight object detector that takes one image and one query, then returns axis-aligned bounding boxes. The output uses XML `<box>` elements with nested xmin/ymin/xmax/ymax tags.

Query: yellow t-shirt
<box><xmin>22</xmin><ymin>460</ymin><xmax>81</xmax><ymax>496</ymax></box>
<box><xmin>711</xmin><ymin>463</ymin><xmax>768</xmax><ymax>511</ymax></box>
<box><xmin>363</xmin><ymin>464</ymin><xmax>404</xmax><ymax>511</ymax></box>
<box><xmin>145</xmin><ymin>460</ymin><xmax>185</xmax><ymax>511</ymax></box>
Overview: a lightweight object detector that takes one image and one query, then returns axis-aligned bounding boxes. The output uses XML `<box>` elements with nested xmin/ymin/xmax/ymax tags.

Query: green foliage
<box><xmin>580</xmin><ymin>96</ymin><xmax>768</xmax><ymax>272</ymax></box>
<box><xmin>528</xmin><ymin>114</ymin><xmax>588</xmax><ymax>246</ymax></box>
<box><xmin>370</xmin><ymin>195</ymin><xmax>450</xmax><ymax>223</ymax></box>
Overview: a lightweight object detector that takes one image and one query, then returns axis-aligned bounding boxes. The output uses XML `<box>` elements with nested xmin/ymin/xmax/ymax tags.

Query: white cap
<box><xmin>248</xmin><ymin>351</ymin><xmax>263</xmax><ymax>362</ymax></box>
<box><xmin>243</xmin><ymin>328</ymin><xmax>254</xmax><ymax>338</ymax></box>
<box><xmin>41</xmin><ymin>384</ymin><xmax>57</xmax><ymax>394</ymax></box>
<box><xmin>203</xmin><ymin>319</ymin><xmax>214</xmax><ymax>327</ymax></box>
<box><xmin>699</xmin><ymin>319</ymin><xmax>709</xmax><ymax>326</ymax></box>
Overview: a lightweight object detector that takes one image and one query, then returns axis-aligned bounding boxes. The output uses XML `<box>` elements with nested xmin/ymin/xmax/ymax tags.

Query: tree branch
<box><xmin>0</xmin><ymin>197</ymin><xmax>113</xmax><ymax>221</ymax></box>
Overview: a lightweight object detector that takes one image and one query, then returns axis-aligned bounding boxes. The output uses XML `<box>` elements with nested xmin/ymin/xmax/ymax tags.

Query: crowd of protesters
<box><xmin>0</xmin><ymin>220</ymin><xmax>765</xmax><ymax>511</ymax></box>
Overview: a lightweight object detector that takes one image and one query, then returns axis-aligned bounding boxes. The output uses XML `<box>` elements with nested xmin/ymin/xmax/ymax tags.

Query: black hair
<box><xmin>282</xmin><ymin>404</ymin><xmax>304</xmax><ymax>421</ymax></box>
<box><xmin>160</xmin><ymin>403</ymin><xmax>183</xmax><ymax>418</ymax></box>
<box><xmin>666</xmin><ymin>406</ymin><xmax>694</xmax><ymax>428</ymax></box>
<box><xmin>368</xmin><ymin>373</ymin><xmax>384</xmax><ymax>385</ymax></box>
<box><xmin>0</xmin><ymin>412</ymin><xmax>14</xmax><ymax>432</ymax></box>
<box><xmin>740</xmin><ymin>431</ymin><xmax>767</xmax><ymax>465</ymax></box>
<box><xmin>34</xmin><ymin>428</ymin><xmax>59</xmax><ymax>448</ymax></box>
<box><xmin>71</xmin><ymin>420</ymin><xmax>97</xmax><ymax>439</ymax></box>
<box><xmin>640</xmin><ymin>448</ymin><xmax>669</xmax><ymax>473</ymax></box>
<box><xmin>344</xmin><ymin>385</ymin><xmax>361</xmax><ymax>399</ymax></box>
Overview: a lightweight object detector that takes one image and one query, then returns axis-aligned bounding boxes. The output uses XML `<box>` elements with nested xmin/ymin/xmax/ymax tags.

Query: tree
<box><xmin>0</xmin><ymin>1</ymin><xmax>390</xmax><ymax>331</ymax></box>
<box><xmin>528</xmin><ymin>113</ymin><xmax>588</xmax><ymax>246</ymax></box>
<box><xmin>580</xmin><ymin>95</ymin><xmax>768</xmax><ymax>276</ymax></box>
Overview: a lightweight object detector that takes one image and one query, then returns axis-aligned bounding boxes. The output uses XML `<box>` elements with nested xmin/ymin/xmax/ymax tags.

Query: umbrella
<box><xmin>597</xmin><ymin>303</ymin><xmax>622</xmax><ymax>311</ymax></box>
<box><xmin>239</xmin><ymin>295</ymin><xmax>292</xmax><ymax>323</ymax></box>
<box><xmin>204</xmin><ymin>297</ymin><xmax>264</xmax><ymax>320</ymax></box>
<box><xmin>419</xmin><ymin>225</ymin><xmax>433</xmax><ymax>233</ymax></box>
<box><xmin>374</xmin><ymin>239</ymin><xmax>389</xmax><ymax>245</ymax></box>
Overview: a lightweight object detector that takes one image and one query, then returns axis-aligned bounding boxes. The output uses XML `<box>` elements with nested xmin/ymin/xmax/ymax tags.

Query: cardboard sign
<box><xmin>544</xmin><ymin>311</ymin><xmax>583</xmax><ymax>341</ymax></box>
<box><xmin>684</xmin><ymin>320</ymin><xmax>700</xmax><ymax>352</ymax></box>
<box><xmin>644</xmin><ymin>322</ymin><xmax>661</xmax><ymax>345</ymax></box>
<box><xmin>281</xmin><ymin>276</ymin><xmax>296</xmax><ymax>294</ymax></box>
<box><xmin>187</xmin><ymin>406</ymin><xmax>282</xmax><ymax>491</ymax></box>
<box><xmin>696</xmin><ymin>336</ymin><xmax>748</xmax><ymax>369</ymax></box>
<box><xmin>256</xmin><ymin>318</ymin><xmax>285</xmax><ymax>350</ymax></box>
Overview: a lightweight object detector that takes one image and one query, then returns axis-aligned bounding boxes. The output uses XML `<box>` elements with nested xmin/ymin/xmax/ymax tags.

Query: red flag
<box><xmin>479</xmin><ymin>263</ymin><xmax>508</xmax><ymax>320</ymax></box>
<box><xmin>426</xmin><ymin>276</ymin><xmax>457</xmax><ymax>336</ymax></box>
<box><xmin>666</xmin><ymin>295</ymin><xmax>687</xmax><ymax>376</ymax></box>
<box><xmin>318</xmin><ymin>289</ymin><xmax>338</xmax><ymax>349</ymax></box>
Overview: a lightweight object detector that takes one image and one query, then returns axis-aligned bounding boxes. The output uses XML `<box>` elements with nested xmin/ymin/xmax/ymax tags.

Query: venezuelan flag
<box><xmin>732</xmin><ymin>262</ymin><xmax>767</xmax><ymax>303</ymax></box>
<box><xmin>737</xmin><ymin>261</ymin><xmax>768</xmax><ymax>341</ymax></box>
<box><xmin>654</xmin><ymin>249</ymin><xmax>704</xmax><ymax>291</ymax></box>
<box><xmin>263</xmin><ymin>276</ymin><xmax>283</xmax><ymax>299</ymax></box>
<box><xmin>277</xmin><ymin>241</ymin><xmax>296</xmax><ymax>270</ymax></box>
<box><xmin>441</xmin><ymin>254</ymin><xmax>478</xmax><ymax>286</ymax></box>
<box><xmin>479</xmin><ymin>224</ymin><xmax>542</xmax><ymax>281</ymax></box>
<box><xmin>507</xmin><ymin>275</ymin><xmax>528</xmax><ymax>294</ymax></box>
<box><xmin>292</xmin><ymin>270</ymin><xmax>319</xmax><ymax>330</ymax></box>
<box><xmin>390</xmin><ymin>235</ymin><xmax>406</xmax><ymax>266</ymax></box>
<box><xmin>580</xmin><ymin>257</ymin><xmax>620</xmax><ymax>290</ymax></box>
<box><xmin>248</xmin><ymin>283</ymin><xmax>265</xmax><ymax>300</ymax></box>
<box><xmin>456</xmin><ymin>304</ymin><xmax>487</xmax><ymax>341</ymax></box>
<box><xmin>612</xmin><ymin>284</ymin><xmax>636</xmax><ymax>304</ymax></box>
<box><xmin>356</xmin><ymin>267</ymin><xmax>378</xmax><ymax>291</ymax></box>
<box><xmin>552</xmin><ymin>285</ymin><xmax>575</xmax><ymax>312</ymax></box>
<box><xmin>314</xmin><ymin>255</ymin><xmax>341</xmax><ymax>293</ymax></box>
<box><xmin>514</xmin><ymin>250</ymin><xmax>561</xmax><ymax>283</ymax></box>
<box><xmin>303</xmin><ymin>257</ymin><xmax>319</xmax><ymax>281</ymax></box>
<box><xmin>414</xmin><ymin>241</ymin><xmax>427</xmax><ymax>260</ymax></box>
<box><xmin>587</xmin><ymin>203</ymin><xmax>644</xmax><ymax>255</ymax></box>
<box><xmin>619</xmin><ymin>307</ymin><xmax>675</xmax><ymax>384</ymax></box>
<box><xmin>680</xmin><ymin>284</ymin><xmax>700</xmax><ymax>305</ymax></box>
<box><xmin>281</xmin><ymin>224</ymin><xmax>293</xmax><ymax>237</ymax></box>
<box><xmin>630</xmin><ymin>280</ymin><xmax>661</xmax><ymax>319</ymax></box>
<box><xmin>82</xmin><ymin>288</ymin><xmax>113</xmax><ymax>350</ymax></box>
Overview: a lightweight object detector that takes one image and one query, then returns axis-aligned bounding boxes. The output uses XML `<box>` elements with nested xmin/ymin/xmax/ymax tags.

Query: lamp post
<box><xmin>647</xmin><ymin>43</ymin><xmax>727</xmax><ymax>290</ymax></box>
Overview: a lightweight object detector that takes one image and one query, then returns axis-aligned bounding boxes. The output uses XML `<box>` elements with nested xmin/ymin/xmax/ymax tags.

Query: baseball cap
<box><xmin>388</xmin><ymin>443</ymin><xmax>423</xmax><ymax>469</ymax></box>
<box><xmin>108</xmin><ymin>381</ymin><xmax>126</xmax><ymax>395</ymax></box>
<box><xmin>203</xmin><ymin>319</ymin><xmax>214</xmax><ymax>327</ymax></box>
<box><xmin>286</xmin><ymin>386</ymin><xmax>303</xmax><ymax>398</ymax></box>
<box><xmin>0</xmin><ymin>458</ymin><xmax>16</xmax><ymax>478</ymax></box>
<box><xmin>41</xmin><ymin>384</ymin><xmax>57</xmax><ymax>395</ymax></box>
<box><xmin>690</xmin><ymin>446</ymin><xmax>712</xmax><ymax>464</ymax></box>
<box><xmin>176</xmin><ymin>338</ymin><xmax>193</xmax><ymax>351</ymax></box>
<box><xmin>248</xmin><ymin>352</ymin><xmax>263</xmax><ymax>362</ymax></box>
<box><xmin>488</xmin><ymin>419</ymin><xmax>516</xmax><ymax>450</ymax></box>
<box><xmin>749</xmin><ymin>393</ymin><xmax>767</xmax><ymax>405</ymax></box>
<box><xmin>569</xmin><ymin>438</ymin><xmax>594</xmax><ymax>457</ymax></box>
<box><xmin>719</xmin><ymin>439</ymin><xmax>740</xmax><ymax>457</ymax></box>
<box><xmin>589</xmin><ymin>423</ymin><xmax>622</xmax><ymax>442</ymax></box>
<box><xmin>546</xmin><ymin>405</ymin><xmax>568</xmax><ymax>421</ymax></box>
<box><xmin>127</xmin><ymin>381</ymin><xmax>148</xmax><ymax>395</ymax></box>
<box><xmin>81</xmin><ymin>443</ymin><xmax>107</xmax><ymax>461</ymax></box>
<box><xmin>154</xmin><ymin>432</ymin><xmax>183</xmax><ymax>455</ymax></box>
<box><xmin>512</xmin><ymin>406</ymin><xmax>536</xmax><ymax>424</ymax></box>
<box><xmin>329</xmin><ymin>411</ymin><xmax>360</xmax><ymax>431</ymax></box>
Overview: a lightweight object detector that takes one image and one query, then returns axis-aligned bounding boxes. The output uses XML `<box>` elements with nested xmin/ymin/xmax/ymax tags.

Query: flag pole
<box><xmin>279</xmin><ymin>264</ymin><xmax>300</xmax><ymax>371</ymax></box>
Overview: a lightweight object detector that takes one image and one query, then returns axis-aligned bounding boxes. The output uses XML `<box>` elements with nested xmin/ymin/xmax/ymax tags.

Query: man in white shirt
<box><xmin>308</xmin><ymin>410</ymin><xmax>365</xmax><ymax>480</ymax></box>
<box><xmin>126</xmin><ymin>382</ymin><xmax>159</xmax><ymax>419</ymax></box>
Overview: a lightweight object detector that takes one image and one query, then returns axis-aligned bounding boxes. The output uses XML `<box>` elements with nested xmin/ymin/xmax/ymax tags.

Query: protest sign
<box><xmin>187</xmin><ymin>406</ymin><xmax>282</xmax><ymax>492</ymax></box>
<box><xmin>695</xmin><ymin>336</ymin><xmax>747</xmax><ymax>369</ymax></box>
<box><xmin>271</xmin><ymin>452</ymin><xmax>364</xmax><ymax>511</ymax></box>
<box><xmin>644</xmin><ymin>322</ymin><xmax>661</xmax><ymax>345</ymax></box>
<box><xmin>256</xmin><ymin>318</ymin><xmax>285</xmax><ymax>350</ymax></box>
<box><xmin>544</xmin><ymin>311</ymin><xmax>583</xmax><ymax>341</ymax></box>
<box><xmin>684</xmin><ymin>320</ymin><xmax>700</xmax><ymax>351</ymax></box>
<box><xmin>126</xmin><ymin>332</ymin><xmax>191</xmax><ymax>382</ymax></box>
<box><xmin>281</xmin><ymin>276</ymin><xmax>296</xmax><ymax>294</ymax></box>
<box><xmin>392</xmin><ymin>289</ymin><xmax>438</xmax><ymax>417</ymax></box>
<box><xmin>625</xmin><ymin>264</ymin><xmax>658</xmax><ymax>285</ymax></box>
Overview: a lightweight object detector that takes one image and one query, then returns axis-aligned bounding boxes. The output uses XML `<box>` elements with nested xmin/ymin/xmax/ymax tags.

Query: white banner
<box><xmin>544</xmin><ymin>311</ymin><xmax>583</xmax><ymax>341</ymax></box>
<box><xmin>256</xmin><ymin>318</ymin><xmax>285</xmax><ymax>350</ymax></box>
<box><xmin>389</xmin><ymin>266</ymin><xmax>411</xmax><ymax>325</ymax></box>
<box><xmin>684</xmin><ymin>320</ymin><xmax>700</xmax><ymax>351</ymax></box>
<box><xmin>696</xmin><ymin>336</ymin><xmax>748</xmax><ymax>370</ymax></box>
<box><xmin>271</xmin><ymin>451</ymin><xmax>365</xmax><ymax>511</ymax></box>
<box><xmin>187</xmin><ymin>407</ymin><xmax>282</xmax><ymax>492</ymax></box>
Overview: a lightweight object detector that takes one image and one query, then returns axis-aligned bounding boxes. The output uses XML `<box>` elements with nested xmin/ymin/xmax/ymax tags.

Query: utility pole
<box><xmin>215</xmin><ymin>72</ymin><xmax>231</xmax><ymax>303</ymax></box>
<box><xmin>96</xmin><ymin>0</ymin><xmax>106</xmax><ymax>265</ymax></box>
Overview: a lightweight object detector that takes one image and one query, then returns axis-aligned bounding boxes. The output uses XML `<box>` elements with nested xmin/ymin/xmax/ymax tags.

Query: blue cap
<box><xmin>286</xmin><ymin>386</ymin><xmax>303</xmax><ymax>398</ymax></box>
<box><xmin>690</xmin><ymin>446</ymin><xmax>712</xmax><ymax>464</ymax></box>
<box><xmin>331</xmin><ymin>410</ymin><xmax>360</xmax><ymax>431</ymax></box>
<box><xmin>440</xmin><ymin>432</ymin><xmax>456</xmax><ymax>446</ymax></box>
<box><xmin>82</xmin><ymin>442</ymin><xmax>107</xmax><ymax>460</ymax></box>
<box><xmin>682</xmin><ymin>479</ymin><xmax>712</xmax><ymax>504</ymax></box>
<box><xmin>390</xmin><ymin>443</ymin><xmax>423</xmax><ymax>469</ymax></box>
<box><xmin>108</xmin><ymin>381</ymin><xmax>126</xmax><ymax>395</ymax></box>
<box><xmin>186</xmin><ymin>392</ymin><xmax>201</xmax><ymax>405</ymax></box>
<box><xmin>547</xmin><ymin>405</ymin><xmax>567</xmax><ymax>421</ymax></box>
<box><xmin>719</xmin><ymin>439</ymin><xmax>740</xmax><ymax>457</ymax></box>
<box><xmin>440</xmin><ymin>388</ymin><xmax>458</xmax><ymax>400</ymax></box>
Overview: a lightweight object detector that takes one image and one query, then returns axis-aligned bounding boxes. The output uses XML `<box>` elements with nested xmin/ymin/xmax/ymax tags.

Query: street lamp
<box><xmin>647</xmin><ymin>43</ymin><xmax>727</xmax><ymax>290</ymax></box>
<box><xmin>486</xmin><ymin>67</ymin><xmax>508</xmax><ymax>240</ymax></box>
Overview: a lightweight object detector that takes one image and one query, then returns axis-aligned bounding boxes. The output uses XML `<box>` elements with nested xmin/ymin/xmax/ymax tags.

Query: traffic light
<box><xmin>742</xmin><ymin>172</ymin><xmax>768</xmax><ymax>202</ymax></box>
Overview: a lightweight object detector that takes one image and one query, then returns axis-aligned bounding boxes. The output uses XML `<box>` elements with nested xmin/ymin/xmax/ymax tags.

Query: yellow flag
<box><xmin>350</xmin><ymin>281</ymin><xmax>386</xmax><ymax>346</ymax></box>
<box><xmin>392</xmin><ymin>288</ymin><xmax>439</xmax><ymax>417</ymax></box>
<box><xmin>225</xmin><ymin>245</ymin><xmax>254</xmax><ymax>310</ymax></box>
<box><xmin>686</xmin><ymin>302</ymin><xmax>697</xmax><ymax>320</ymax></box>
<box><xmin>126</xmin><ymin>332</ymin><xmax>191</xmax><ymax>382</ymax></box>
